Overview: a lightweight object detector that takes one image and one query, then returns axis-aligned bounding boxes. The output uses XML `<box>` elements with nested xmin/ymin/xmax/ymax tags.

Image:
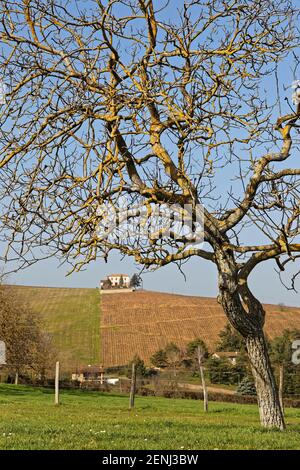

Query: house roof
<box><xmin>73</xmin><ymin>365</ymin><xmax>105</xmax><ymax>374</ymax></box>
<box><xmin>107</xmin><ymin>274</ymin><xmax>130</xmax><ymax>277</ymax></box>
<box><xmin>213</xmin><ymin>351</ymin><xmax>239</xmax><ymax>357</ymax></box>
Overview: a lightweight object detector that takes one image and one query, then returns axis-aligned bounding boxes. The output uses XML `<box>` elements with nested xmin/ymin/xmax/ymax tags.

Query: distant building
<box><xmin>72</xmin><ymin>365</ymin><xmax>104</xmax><ymax>383</ymax></box>
<box><xmin>212</xmin><ymin>351</ymin><xmax>239</xmax><ymax>365</ymax></box>
<box><xmin>100</xmin><ymin>274</ymin><xmax>131</xmax><ymax>289</ymax></box>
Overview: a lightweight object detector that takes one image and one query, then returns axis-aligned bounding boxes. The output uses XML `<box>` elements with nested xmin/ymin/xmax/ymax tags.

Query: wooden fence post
<box><xmin>55</xmin><ymin>361</ymin><xmax>60</xmax><ymax>405</ymax></box>
<box><xmin>129</xmin><ymin>362</ymin><xmax>136</xmax><ymax>410</ymax></box>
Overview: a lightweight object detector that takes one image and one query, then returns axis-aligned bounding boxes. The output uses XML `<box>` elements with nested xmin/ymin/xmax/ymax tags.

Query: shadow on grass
<box><xmin>0</xmin><ymin>386</ymin><xmax>29</xmax><ymax>396</ymax></box>
<box><xmin>0</xmin><ymin>384</ymin><xmax>133</xmax><ymax>402</ymax></box>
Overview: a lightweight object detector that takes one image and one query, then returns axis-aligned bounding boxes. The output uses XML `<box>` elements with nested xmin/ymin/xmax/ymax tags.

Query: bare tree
<box><xmin>165</xmin><ymin>342</ymin><xmax>182</xmax><ymax>378</ymax></box>
<box><xmin>0</xmin><ymin>286</ymin><xmax>56</xmax><ymax>383</ymax></box>
<box><xmin>187</xmin><ymin>339</ymin><xmax>209</xmax><ymax>412</ymax></box>
<box><xmin>0</xmin><ymin>0</ymin><xmax>300</xmax><ymax>429</ymax></box>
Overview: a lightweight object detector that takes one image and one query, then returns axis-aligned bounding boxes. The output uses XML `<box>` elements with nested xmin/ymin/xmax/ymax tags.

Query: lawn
<box><xmin>0</xmin><ymin>384</ymin><xmax>299</xmax><ymax>450</ymax></box>
<box><xmin>9</xmin><ymin>286</ymin><xmax>101</xmax><ymax>370</ymax></box>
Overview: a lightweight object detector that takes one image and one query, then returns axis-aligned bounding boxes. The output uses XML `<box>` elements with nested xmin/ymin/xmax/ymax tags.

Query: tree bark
<box><xmin>215</xmin><ymin>246</ymin><xmax>285</xmax><ymax>429</ymax></box>
<box><xmin>14</xmin><ymin>371</ymin><xmax>19</xmax><ymax>385</ymax></box>
<box><xmin>245</xmin><ymin>333</ymin><xmax>285</xmax><ymax>429</ymax></box>
<box><xmin>221</xmin><ymin>293</ymin><xmax>285</xmax><ymax>429</ymax></box>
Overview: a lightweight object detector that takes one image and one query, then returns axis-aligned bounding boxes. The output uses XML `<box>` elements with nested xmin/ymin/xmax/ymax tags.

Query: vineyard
<box><xmin>101</xmin><ymin>291</ymin><xmax>300</xmax><ymax>367</ymax></box>
<box><xmin>8</xmin><ymin>285</ymin><xmax>101</xmax><ymax>371</ymax></box>
<box><xmin>4</xmin><ymin>285</ymin><xmax>300</xmax><ymax>370</ymax></box>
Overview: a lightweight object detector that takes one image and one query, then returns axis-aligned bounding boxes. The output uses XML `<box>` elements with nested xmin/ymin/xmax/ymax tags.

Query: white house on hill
<box><xmin>100</xmin><ymin>274</ymin><xmax>130</xmax><ymax>289</ymax></box>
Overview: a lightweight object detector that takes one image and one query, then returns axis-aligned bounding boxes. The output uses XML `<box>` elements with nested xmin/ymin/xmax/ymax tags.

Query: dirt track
<box><xmin>178</xmin><ymin>382</ymin><xmax>235</xmax><ymax>395</ymax></box>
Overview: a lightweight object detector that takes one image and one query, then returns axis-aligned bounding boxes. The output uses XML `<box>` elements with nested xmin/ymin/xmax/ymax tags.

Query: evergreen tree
<box><xmin>130</xmin><ymin>274</ymin><xmax>142</xmax><ymax>289</ymax></box>
<box><xmin>217</xmin><ymin>323</ymin><xmax>244</xmax><ymax>352</ymax></box>
<box><xmin>206</xmin><ymin>357</ymin><xmax>246</xmax><ymax>385</ymax></box>
<box><xmin>126</xmin><ymin>354</ymin><xmax>147</xmax><ymax>378</ymax></box>
<box><xmin>236</xmin><ymin>376</ymin><xmax>257</xmax><ymax>396</ymax></box>
<box><xmin>150</xmin><ymin>349</ymin><xmax>168</xmax><ymax>368</ymax></box>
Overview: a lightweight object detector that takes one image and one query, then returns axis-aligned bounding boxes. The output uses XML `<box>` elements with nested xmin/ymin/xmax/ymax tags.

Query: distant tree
<box><xmin>150</xmin><ymin>349</ymin><xmax>168</xmax><ymax>369</ymax></box>
<box><xmin>102</xmin><ymin>278</ymin><xmax>112</xmax><ymax>289</ymax></box>
<box><xmin>284</xmin><ymin>367</ymin><xmax>300</xmax><ymax>396</ymax></box>
<box><xmin>206</xmin><ymin>356</ymin><xmax>246</xmax><ymax>386</ymax></box>
<box><xmin>130</xmin><ymin>274</ymin><xmax>142</xmax><ymax>289</ymax></box>
<box><xmin>165</xmin><ymin>343</ymin><xmax>182</xmax><ymax>377</ymax></box>
<box><xmin>126</xmin><ymin>354</ymin><xmax>147</xmax><ymax>378</ymax></box>
<box><xmin>126</xmin><ymin>354</ymin><xmax>146</xmax><ymax>409</ymax></box>
<box><xmin>34</xmin><ymin>332</ymin><xmax>57</xmax><ymax>384</ymax></box>
<box><xmin>217</xmin><ymin>324</ymin><xmax>245</xmax><ymax>352</ymax></box>
<box><xmin>186</xmin><ymin>339</ymin><xmax>209</xmax><ymax>412</ymax></box>
<box><xmin>207</xmin><ymin>357</ymin><xmax>230</xmax><ymax>385</ymax></box>
<box><xmin>270</xmin><ymin>329</ymin><xmax>300</xmax><ymax>414</ymax></box>
<box><xmin>236</xmin><ymin>376</ymin><xmax>257</xmax><ymax>396</ymax></box>
<box><xmin>119</xmin><ymin>275</ymin><xmax>124</xmax><ymax>288</ymax></box>
<box><xmin>0</xmin><ymin>286</ymin><xmax>56</xmax><ymax>384</ymax></box>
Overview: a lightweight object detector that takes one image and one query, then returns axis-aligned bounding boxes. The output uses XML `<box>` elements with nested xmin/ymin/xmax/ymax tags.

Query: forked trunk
<box><xmin>245</xmin><ymin>333</ymin><xmax>285</xmax><ymax>429</ymax></box>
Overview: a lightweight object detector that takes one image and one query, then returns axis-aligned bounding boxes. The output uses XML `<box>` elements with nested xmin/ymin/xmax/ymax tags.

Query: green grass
<box><xmin>0</xmin><ymin>384</ymin><xmax>300</xmax><ymax>450</ymax></box>
<box><xmin>11</xmin><ymin>286</ymin><xmax>101</xmax><ymax>369</ymax></box>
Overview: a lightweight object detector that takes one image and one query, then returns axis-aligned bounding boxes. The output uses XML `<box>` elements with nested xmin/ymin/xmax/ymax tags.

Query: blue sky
<box><xmin>7</xmin><ymin>249</ymin><xmax>300</xmax><ymax>307</ymax></box>
<box><xmin>1</xmin><ymin>0</ymin><xmax>300</xmax><ymax>307</ymax></box>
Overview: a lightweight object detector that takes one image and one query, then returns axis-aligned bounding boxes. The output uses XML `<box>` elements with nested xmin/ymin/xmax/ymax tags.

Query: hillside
<box><xmin>101</xmin><ymin>291</ymin><xmax>300</xmax><ymax>367</ymax></box>
<box><xmin>7</xmin><ymin>285</ymin><xmax>101</xmax><ymax>371</ymax></box>
<box><xmin>4</xmin><ymin>285</ymin><xmax>300</xmax><ymax>370</ymax></box>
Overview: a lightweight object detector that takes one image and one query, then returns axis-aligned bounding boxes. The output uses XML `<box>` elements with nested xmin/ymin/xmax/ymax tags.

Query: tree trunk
<box><xmin>245</xmin><ymin>333</ymin><xmax>285</xmax><ymax>429</ymax></box>
<box><xmin>215</xmin><ymin>246</ymin><xmax>285</xmax><ymax>429</ymax></box>
<box><xmin>14</xmin><ymin>371</ymin><xmax>19</xmax><ymax>385</ymax></box>
<box><xmin>199</xmin><ymin>364</ymin><xmax>208</xmax><ymax>412</ymax></box>
<box><xmin>278</xmin><ymin>364</ymin><xmax>284</xmax><ymax>416</ymax></box>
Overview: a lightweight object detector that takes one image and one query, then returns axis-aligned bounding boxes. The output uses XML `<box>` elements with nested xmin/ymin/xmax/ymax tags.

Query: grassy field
<box><xmin>8</xmin><ymin>286</ymin><xmax>101</xmax><ymax>370</ymax></box>
<box><xmin>0</xmin><ymin>384</ymin><xmax>300</xmax><ymax>450</ymax></box>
